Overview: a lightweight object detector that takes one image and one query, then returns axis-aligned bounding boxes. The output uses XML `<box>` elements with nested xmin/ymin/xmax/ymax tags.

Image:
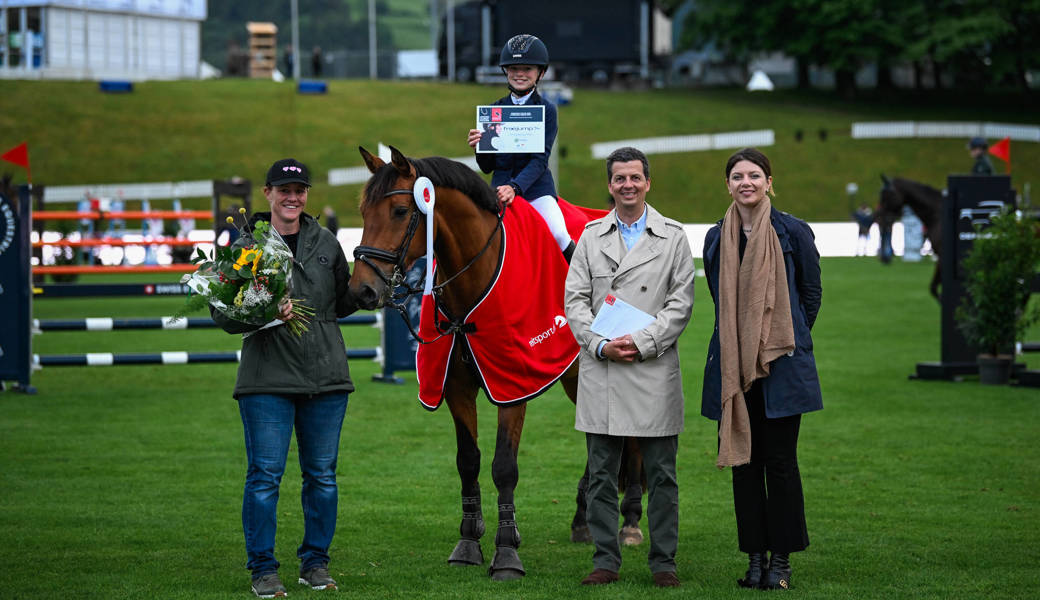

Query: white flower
<box><xmin>241</xmin><ymin>284</ymin><xmax>274</xmax><ymax>308</ymax></box>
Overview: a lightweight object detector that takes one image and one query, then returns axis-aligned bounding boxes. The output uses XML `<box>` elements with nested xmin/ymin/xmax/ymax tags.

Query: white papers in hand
<box><xmin>590</xmin><ymin>294</ymin><xmax>655</xmax><ymax>338</ymax></box>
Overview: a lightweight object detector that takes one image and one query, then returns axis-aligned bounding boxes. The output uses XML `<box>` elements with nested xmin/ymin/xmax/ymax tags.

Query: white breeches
<box><xmin>528</xmin><ymin>195</ymin><xmax>571</xmax><ymax>251</ymax></box>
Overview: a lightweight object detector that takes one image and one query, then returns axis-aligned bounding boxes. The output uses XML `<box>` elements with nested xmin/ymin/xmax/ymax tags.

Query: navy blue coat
<box><xmin>475</xmin><ymin>91</ymin><xmax>557</xmax><ymax>200</ymax></box>
<box><xmin>701</xmin><ymin>208</ymin><xmax>823</xmax><ymax>420</ymax></box>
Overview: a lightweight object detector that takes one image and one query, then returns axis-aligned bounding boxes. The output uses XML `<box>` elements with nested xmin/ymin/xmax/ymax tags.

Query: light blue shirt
<box><xmin>617</xmin><ymin>207</ymin><xmax>648</xmax><ymax>251</ymax></box>
<box><xmin>596</xmin><ymin>206</ymin><xmax>648</xmax><ymax>358</ymax></box>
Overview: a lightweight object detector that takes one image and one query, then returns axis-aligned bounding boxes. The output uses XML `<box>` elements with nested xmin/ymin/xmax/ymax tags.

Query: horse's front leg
<box><xmin>488</xmin><ymin>403</ymin><xmax>527</xmax><ymax>580</ymax></box>
<box><xmin>445</xmin><ymin>364</ymin><xmax>485</xmax><ymax>567</ymax></box>
<box><xmin>559</xmin><ymin>364</ymin><xmax>593</xmax><ymax>543</ymax></box>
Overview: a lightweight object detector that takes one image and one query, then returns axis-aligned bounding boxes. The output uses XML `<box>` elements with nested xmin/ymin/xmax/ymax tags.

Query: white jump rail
<box><xmin>851</xmin><ymin>121</ymin><xmax>1040</xmax><ymax>142</ymax></box>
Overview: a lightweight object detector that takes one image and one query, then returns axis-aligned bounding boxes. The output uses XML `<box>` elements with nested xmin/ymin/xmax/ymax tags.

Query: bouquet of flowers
<box><xmin>174</xmin><ymin>209</ymin><xmax>314</xmax><ymax>335</ymax></box>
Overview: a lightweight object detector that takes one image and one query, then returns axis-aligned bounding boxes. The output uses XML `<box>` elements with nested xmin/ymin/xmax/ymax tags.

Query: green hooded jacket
<box><xmin>212</xmin><ymin>212</ymin><xmax>358</xmax><ymax>398</ymax></box>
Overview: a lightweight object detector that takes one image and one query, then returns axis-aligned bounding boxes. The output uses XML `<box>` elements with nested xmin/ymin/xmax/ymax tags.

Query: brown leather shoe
<box><xmin>581</xmin><ymin>568</ymin><xmax>619</xmax><ymax>585</ymax></box>
<box><xmin>653</xmin><ymin>571</ymin><xmax>681</xmax><ymax>587</ymax></box>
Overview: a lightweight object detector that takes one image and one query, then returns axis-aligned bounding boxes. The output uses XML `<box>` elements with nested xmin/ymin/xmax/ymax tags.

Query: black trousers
<box><xmin>731</xmin><ymin>380</ymin><xmax>809</xmax><ymax>554</ymax></box>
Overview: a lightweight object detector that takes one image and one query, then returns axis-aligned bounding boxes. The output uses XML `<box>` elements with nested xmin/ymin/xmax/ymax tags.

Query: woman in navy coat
<box><xmin>701</xmin><ymin>148</ymin><xmax>822</xmax><ymax>591</ymax></box>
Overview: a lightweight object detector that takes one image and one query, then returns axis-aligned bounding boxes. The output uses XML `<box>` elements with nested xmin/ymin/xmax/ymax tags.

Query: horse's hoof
<box><xmin>448</xmin><ymin>538</ymin><xmax>484</xmax><ymax>566</ymax></box>
<box><xmin>570</xmin><ymin>525</ymin><xmax>592</xmax><ymax>544</ymax></box>
<box><xmin>488</xmin><ymin>546</ymin><xmax>526</xmax><ymax>580</ymax></box>
<box><xmin>490</xmin><ymin>568</ymin><xmax>524</xmax><ymax>581</ymax></box>
<box><xmin>619</xmin><ymin>525</ymin><xmax>644</xmax><ymax>546</ymax></box>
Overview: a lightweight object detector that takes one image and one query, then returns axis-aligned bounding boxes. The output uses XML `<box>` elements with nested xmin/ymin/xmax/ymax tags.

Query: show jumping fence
<box><xmin>29</xmin><ymin>281</ymin><xmax>417</xmax><ymax>384</ymax></box>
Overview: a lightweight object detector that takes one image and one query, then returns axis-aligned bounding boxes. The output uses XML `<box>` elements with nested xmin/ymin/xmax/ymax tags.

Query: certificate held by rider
<box><xmin>475</xmin><ymin>105</ymin><xmax>546</xmax><ymax>153</ymax></box>
<box><xmin>590</xmin><ymin>294</ymin><xmax>655</xmax><ymax>339</ymax></box>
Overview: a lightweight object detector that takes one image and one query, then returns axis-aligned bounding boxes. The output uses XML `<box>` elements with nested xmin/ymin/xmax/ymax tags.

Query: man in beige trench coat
<box><xmin>564</xmin><ymin>146</ymin><xmax>695</xmax><ymax>587</ymax></box>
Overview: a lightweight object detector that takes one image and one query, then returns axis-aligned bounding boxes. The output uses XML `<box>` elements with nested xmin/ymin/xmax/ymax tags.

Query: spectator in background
<box><xmin>969</xmin><ymin>137</ymin><xmax>994</xmax><ymax>175</ymax></box>
<box><xmin>312</xmin><ymin>46</ymin><xmax>323</xmax><ymax>77</ymax></box>
<box><xmin>284</xmin><ymin>44</ymin><xmax>294</xmax><ymax>77</ymax></box>
<box><xmin>323</xmin><ymin>205</ymin><xmax>338</xmax><ymax>236</ymax></box>
<box><xmin>852</xmin><ymin>203</ymin><xmax>874</xmax><ymax>256</ymax></box>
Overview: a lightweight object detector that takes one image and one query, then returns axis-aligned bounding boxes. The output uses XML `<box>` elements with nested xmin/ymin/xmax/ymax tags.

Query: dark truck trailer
<box><xmin>440</xmin><ymin>0</ymin><xmax>664</xmax><ymax>83</ymax></box>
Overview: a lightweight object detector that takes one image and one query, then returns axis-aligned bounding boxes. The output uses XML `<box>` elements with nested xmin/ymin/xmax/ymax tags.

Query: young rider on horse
<box><xmin>466</xmin><ymin>34</ymin><xmax>575</xmax><ymax>262</ymax></box>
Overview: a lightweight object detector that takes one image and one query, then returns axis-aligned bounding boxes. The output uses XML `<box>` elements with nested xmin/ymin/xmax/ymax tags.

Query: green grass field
<box><xmin>1</xmin><ymin>80</ymin><xmax>1038</xmax><ymax>227</ymax></box>
<box><xmin>3</xmin><ymin>258</ymin><xmax>1039</xmax><ymax>599</ymax></box>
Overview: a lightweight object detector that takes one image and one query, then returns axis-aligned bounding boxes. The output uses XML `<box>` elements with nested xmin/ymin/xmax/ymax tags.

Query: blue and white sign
<box><xmin>475</xmin><ymin>105</ymin><xmax>545</xmax><ymax>154</ymax></box>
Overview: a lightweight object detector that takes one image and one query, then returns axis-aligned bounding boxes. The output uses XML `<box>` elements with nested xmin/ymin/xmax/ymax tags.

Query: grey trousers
<box><xmin>585</xmin><ymin>432</ymin><xmax>679</xmax><ymax>574</ymax></box>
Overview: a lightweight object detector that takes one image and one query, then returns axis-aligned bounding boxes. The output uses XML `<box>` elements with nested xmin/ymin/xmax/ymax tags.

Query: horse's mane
<box><xmin>362</xmin><ymin>155</ymin><xmax>498</xmax><ymax>213</ymax></box>
<box><xmin>893</xmin><ymin>177</ymin><xmax>942</xmax><ymax>199</ymax></box>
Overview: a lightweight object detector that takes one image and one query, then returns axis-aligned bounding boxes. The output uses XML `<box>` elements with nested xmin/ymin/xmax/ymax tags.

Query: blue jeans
<box><xmin>238</xmin><ymin>392</ymin><xmax>348</xmax><ymax>577</ymax></box>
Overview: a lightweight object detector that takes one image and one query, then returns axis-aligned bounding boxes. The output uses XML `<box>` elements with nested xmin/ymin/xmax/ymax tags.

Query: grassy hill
<box><xmin>2</xmin><ymin>79</ymin><xmax>1037</xmax><ymax>226</ymax></box>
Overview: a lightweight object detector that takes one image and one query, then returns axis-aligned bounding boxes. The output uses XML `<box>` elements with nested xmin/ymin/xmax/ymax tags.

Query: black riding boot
<box><xmin>562</xmin><ymin>241</ymin><xmax>576</xmax><ymax>264</ymax></box>
<box><xmin>737</xmin><ymin>552</ymin><xmax>767</xmax><ymax>588</ymax></box>
<box><xmin>762</xmin><ymin>552</ymin><xmax>791</xmax><ymax>590</ymax></box>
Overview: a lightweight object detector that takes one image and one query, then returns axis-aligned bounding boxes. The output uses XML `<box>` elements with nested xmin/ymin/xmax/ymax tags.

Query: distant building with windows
<box><xmin>0</xmin><ymin>1</ymin><xmax>207</xmax><ymax>80</ymax></box>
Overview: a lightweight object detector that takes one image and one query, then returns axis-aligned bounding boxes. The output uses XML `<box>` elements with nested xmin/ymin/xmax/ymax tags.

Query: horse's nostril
<box><xmin>357</xmin><ymin>284</ymin><xmax>380</xmax><ymax>309</ymax></box>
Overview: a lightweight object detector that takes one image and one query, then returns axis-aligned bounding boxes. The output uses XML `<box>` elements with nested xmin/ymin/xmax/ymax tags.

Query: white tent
<box><xmin>746</xmin><ymin>70</ymin><xmax>775</xmax><ymax>92</ymax></box>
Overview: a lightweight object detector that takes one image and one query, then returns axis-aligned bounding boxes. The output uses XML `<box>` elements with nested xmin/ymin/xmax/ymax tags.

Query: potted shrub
<box><xmin>956</xmin><ymin>208</ymin><xmax>1040</xmax><ymax>384</ymax></box>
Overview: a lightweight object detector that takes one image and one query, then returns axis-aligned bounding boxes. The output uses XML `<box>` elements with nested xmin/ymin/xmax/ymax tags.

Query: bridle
<box><xmin>352</xmin><ymin>184</ymin><xmax>504</xmax><ymax>344</ymax></box>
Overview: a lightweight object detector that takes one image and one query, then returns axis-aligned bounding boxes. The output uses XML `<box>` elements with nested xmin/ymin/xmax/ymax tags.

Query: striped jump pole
<box><xmin>33</xmin><ymin>347</ymin><xmax>380</xmax><ymax>367</ymax></box>
<box><xmin>34</xmin><ymin>313</ymin><xmax>380</xmax><ymax>331</ymax></box>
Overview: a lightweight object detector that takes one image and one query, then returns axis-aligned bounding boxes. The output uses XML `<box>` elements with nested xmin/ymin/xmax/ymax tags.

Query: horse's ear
<box><xmin>388</xmin><ymin>145</ymin><xmax>411</xmax><ymax>176</ymax></box>
<box><xmin>359</xmin><ymin>146</ymin><xmax>384</xmax><ymax>173</ymax></box>
<box><xmin>880</xmin><ymin>174</ymin><xmax>892</xmax><ymax>187</ymax></box>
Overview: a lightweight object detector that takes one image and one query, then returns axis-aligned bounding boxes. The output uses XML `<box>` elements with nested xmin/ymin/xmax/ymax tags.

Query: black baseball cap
<box><xmin>266</xmin><ymin>158</ymin><xmax>311</xmax><ymax>186</ymax></box>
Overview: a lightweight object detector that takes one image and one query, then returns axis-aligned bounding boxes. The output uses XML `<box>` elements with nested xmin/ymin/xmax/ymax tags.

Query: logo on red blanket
<box><xmin>529</xmin><ymin>315</ymin><xmax>569</xmax><ymax>347</ymax></box>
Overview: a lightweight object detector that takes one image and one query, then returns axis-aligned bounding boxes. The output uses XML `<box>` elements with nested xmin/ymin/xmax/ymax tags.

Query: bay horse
<box><xmin>878</xmin><ymin>175</ymin><xmax>944</xmax><ymax>300</ymax></box>
<box><xmin>348</xmin><ymin>146</ymin><xmax>644</xmax><ymax>580</ymax></box>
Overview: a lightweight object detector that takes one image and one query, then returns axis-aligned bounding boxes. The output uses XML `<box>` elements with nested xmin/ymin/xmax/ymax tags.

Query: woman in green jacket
<box><xmin>212</xmin><ymin>158</ymin><xmax>358</xmax><ymax>598</ymax></box>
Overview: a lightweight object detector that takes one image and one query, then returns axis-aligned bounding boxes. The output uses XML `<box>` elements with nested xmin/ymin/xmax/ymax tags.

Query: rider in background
<box><xmin>466</xmin><ymin>34</ymin><xmax>574</xmax><ymax>262</ymax></box>
<box><xmin>968</xmin><ymin>137</ymin><xmax>994</xmax><ymax>175</ymax></box>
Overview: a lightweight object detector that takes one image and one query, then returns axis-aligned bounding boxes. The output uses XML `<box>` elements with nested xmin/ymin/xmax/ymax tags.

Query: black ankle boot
<box><xmin>562</xmin><ymin>241</ymin><xmax>576</xmax><ymax>264</ymax></box>
<box><xmin>737</xmin><ymin>552</ymin><xmax>767</xmax><ymax>588</ymax></box>
<box><xmin>762</xmin><ymin>552</ymin><xmax>791</xmax><ymax>590</ymax></box>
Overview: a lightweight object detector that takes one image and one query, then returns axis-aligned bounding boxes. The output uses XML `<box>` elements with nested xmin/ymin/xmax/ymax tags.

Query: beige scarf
<box><xmin>716</xmin><ymin>197</ymin><xmax>795</xmax><ymax>468</ymax></box>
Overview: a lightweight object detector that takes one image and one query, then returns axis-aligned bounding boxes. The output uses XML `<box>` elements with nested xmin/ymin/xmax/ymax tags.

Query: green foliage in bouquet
<box><xmin>174</xmin><ymin>211</ymin><xmax>314</xmax><ymax>335</ymax></box>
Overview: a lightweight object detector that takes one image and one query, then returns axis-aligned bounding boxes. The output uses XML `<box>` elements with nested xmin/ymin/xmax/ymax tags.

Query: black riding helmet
<box><xmin>499</xmin><ymin>34</ymin><xmax>548</xmax><ymax>95</ymax></box>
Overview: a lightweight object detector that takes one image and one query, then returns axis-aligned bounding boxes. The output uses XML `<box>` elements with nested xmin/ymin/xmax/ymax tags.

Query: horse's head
<box><xmin>876</xmin><ymin>174</ymin><xmax>905</xmax><ymax>231</ymax></box>
<box><xmin>350</xmin><ymin>145</ymin><xmax>429</xmax><ymax>310</ymax></box>
<box><xmin>876</xmin><ymin>174</ymin><xmax>903</xmax><ymax>264</ymax></box>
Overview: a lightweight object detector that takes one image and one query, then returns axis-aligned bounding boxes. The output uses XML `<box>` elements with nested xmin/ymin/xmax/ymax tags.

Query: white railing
<box><xmin>591</xmin><ymin>130</ymin><xmax>775</xmax><ymax>159</ymax></box>
<box><xmin>851</xmin><ymin>121</ymin><xmax>1040</xmax><ymax>142</ymax></box>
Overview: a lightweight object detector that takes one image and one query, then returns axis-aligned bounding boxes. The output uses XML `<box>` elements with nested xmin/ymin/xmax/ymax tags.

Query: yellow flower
<box><xmin>226</xmin><ymin>216</ymin><xmax>234</xmax><ymax>224</ymax></box>
<box><xmin>234</xmin><ymin>248</ymin><xmax>262</xmax><ymax>272</ymax></box>
<box><xmin>250</xmin><ymin>249</ymin><xmax>263</xmax><ymax>274</ymax></box>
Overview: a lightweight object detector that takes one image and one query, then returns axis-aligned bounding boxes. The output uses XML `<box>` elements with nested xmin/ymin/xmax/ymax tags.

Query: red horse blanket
<box><xmin>416</xmin><ymin>198</ymin><xmax>608</xmax><ymax>410</ymax></box>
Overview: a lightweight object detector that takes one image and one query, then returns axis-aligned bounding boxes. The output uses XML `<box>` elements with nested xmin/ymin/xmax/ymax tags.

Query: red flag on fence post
<box><xmin>988</xmin><ymin>137</ymin><xmax>1011</xmax><ymax>174</ymax></box>
<box><xmin>1</xmin><ymin>142</ymin><xmax>31</xmax><ymax>183</ymax></box>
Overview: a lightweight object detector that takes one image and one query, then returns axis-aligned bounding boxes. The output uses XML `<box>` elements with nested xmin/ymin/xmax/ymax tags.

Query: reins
<box><xmin>353</xmin><ymin>186</ymin><xmax>504</xmax><ymax>345</ymax></box>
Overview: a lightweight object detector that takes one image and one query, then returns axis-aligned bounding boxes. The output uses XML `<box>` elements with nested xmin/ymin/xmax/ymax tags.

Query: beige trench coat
<box><xmin>564</xmin><ymin>204</ymin><xmax>695</xmax><ymax>437</ymax></box>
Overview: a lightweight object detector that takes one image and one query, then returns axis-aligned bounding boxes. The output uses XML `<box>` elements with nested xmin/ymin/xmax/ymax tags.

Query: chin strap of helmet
<box><xmin>503</xmin><ymin>67</ymin><xmax>547</xmax><ymax>97</ymax></box>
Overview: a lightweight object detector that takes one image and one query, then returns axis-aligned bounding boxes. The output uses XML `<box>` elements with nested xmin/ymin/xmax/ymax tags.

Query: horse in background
<box><xmin>348</xmin><ymin>145</ymin><xmax>644</xmax><ymax>580</ymax></box>
<box><xmin>877</xmin><ymin>175</ymin><xmax>944</xmax><ymax>300</ymax></box>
